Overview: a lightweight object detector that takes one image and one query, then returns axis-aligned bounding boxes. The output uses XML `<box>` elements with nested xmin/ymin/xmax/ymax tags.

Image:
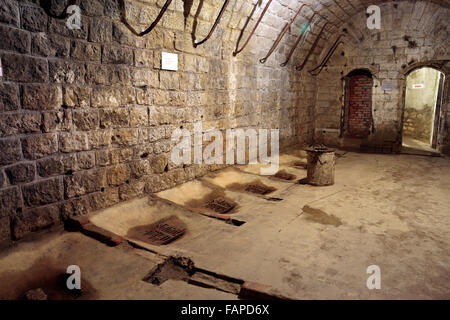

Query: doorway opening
<box><xmin>341</xmin><ymin>69</ymin><xmax>374</xmax><ymax>138</ymax></box>
<box><xmin>402</xmin><ymin>67</ymin><xmax>445</xmax><ymax>153</ymax></box>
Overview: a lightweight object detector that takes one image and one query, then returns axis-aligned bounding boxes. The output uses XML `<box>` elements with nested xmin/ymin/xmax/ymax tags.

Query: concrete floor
<box><xmin>1</xmin><ymin>150</ymin><xmax>450</xmax><ymax>299</ymax></box>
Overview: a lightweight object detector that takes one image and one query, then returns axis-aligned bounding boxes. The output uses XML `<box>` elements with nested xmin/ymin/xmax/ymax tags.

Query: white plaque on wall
<box><xmin>381</xmin><ymin>81</ymin><xmax>394</xmax><ymax>91</ymax></box>
<box><xmin>161</xmin><ymin>52</ymin><xmax>178</xmax><ymax>71</ymax></box>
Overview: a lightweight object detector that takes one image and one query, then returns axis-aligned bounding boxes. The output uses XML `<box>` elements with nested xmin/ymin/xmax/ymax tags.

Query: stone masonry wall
<box><xmin>0</xmin><ymin>0</ymin><xmax>320</xmax><ymax>243</ymax></box>
<box><xmin>313</xmin><ymin>1</ymin><xmax>450</xmax><ymax>152</ymax></box>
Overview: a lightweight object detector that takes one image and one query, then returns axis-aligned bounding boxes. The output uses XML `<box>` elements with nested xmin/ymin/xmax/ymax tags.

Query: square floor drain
<box><xmin>205</xmin><ymin>197</ymin><xmax>237</xmax><ymax>214</ymax></box>
<box><xmin>274</xmin><ymin>171</ymin><xmax>296</xmax><ymax>180</ymax></box>
<box><xmin>131</xmin><ymin>215</ymin><xmax>187</xmax><ymax>246</ymax></box>
<box><xmin>245</xmin><ymin>183</ymin><xmax>276</xmax><ymax>195</ymax></box>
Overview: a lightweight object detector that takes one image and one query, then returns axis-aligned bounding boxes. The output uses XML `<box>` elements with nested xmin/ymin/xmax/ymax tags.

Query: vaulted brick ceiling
<box><xmin>301</xmin><ymin>0</ymin><xmax>450</xmax><ymax>30</ymax></box>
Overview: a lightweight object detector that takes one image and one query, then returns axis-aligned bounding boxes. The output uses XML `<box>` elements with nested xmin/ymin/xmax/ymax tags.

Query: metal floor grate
<box><xmin>205</xmin><ymin>197</ymin><xmax>236</xmax><ymax>214</ymax></box>
<box><xmin>141</xmin><ymin>216</ymin><xmax>187</xmax><ymax>245</ymax></box>
<box><xmin>245</xmin><ymin>183</ymin><xmax>276</xmax><ymax>195</ymax></box>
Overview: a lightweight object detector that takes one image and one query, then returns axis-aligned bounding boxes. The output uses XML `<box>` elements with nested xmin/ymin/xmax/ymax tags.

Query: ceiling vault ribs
<box><xmin>332</xmin><ymin>0</ymin><xmax>353</xmax><ymax>18</ymax></box>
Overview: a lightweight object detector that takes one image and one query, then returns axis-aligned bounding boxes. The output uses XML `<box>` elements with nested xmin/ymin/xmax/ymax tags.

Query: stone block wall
<box><xmin>0</xmin><ymin>0</ymin><xmax>320</xmax><ymax>242</ymax></box>
<box><xmin>312</xmin><ymin>1</ymin><xmax>450</xmax><ymax>152</ymax></box>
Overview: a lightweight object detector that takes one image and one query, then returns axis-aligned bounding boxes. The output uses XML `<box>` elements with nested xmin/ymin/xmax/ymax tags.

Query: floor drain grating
<box><xmin>130</xmin><ymin>215</ymin><xmax>187</xmax><ymax>246</ymax></box>
<box><xmin>205</xmin><ymin>197</ymin><xmax>237</xmax><ymax>214</ymax></box>
<box><xmin>245</xmin><ymin>183</ymin><xmax>276</xmax><ymax>195</ymax></box>
<box><xmin>274</xmin><ymin>171</ymin><xmax>296</xmax><ymax>180</ymax></box>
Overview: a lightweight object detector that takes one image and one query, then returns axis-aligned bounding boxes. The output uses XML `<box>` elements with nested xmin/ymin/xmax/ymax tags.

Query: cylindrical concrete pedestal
<box><xmin>306</xmin><ymin>147</ymin><xmax>335</xmax><ymax>186</ymax></box>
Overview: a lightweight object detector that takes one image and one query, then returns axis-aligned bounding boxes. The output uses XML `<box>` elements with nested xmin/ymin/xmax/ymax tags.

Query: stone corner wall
<box><xmin>0</xmin><ymin>0</ymin><xmax>316</xmax><ymax>243</ymax></box>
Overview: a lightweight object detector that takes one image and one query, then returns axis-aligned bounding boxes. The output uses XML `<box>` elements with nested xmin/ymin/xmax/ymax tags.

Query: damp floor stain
<box><xmin>302</xmin><ymin>205</ymin><xmax>342</xmax><ymax>227</ymax></box>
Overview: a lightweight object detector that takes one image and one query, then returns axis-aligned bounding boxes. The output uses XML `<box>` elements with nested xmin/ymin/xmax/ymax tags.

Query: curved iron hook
<box><xmin>119</xmin><ymin>0</ymin><xmax>172</xmax><ymax>37</ymax></box>
<box><xmin>308</xmin><ymin>34</ymin><xmax>345</xmax><ymax>76</ymax></box>
<box><xmin>40</xmin><ymin>0</ymin><xmax>78</xmax><ymax>19</ymax></box>
<box><xmin>233</xmin><ymin>0</ymin><xmax>273</xmax><ymax>56</ymax></box>
<box><xmin>295</xmin><ymin>22</ymin><xmax>329</xmax><ymax>72</ymax></box>
<box><xmin>280</xmin><ymin>12</ymin><xmax>317</xmax><ymax>67</ymax></box>
<box><xmin>259</xmin><ymin>4</ymin><xmax>306</xmax><ymax>64</ymax></box>
<box><xmin>194</xmin><ymin>0</ymin><xmax>231</xmax><ymax>47</ymax></box>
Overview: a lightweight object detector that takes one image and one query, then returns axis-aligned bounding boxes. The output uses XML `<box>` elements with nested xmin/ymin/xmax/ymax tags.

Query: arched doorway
<box><xmin>342</xmin><ymin>69</ymin><xmax>373</xmax><ymax>138</ymax></box>
<box><xmin>402</xmin><ymin>67</ymin><xmax>445</xmax><ymax>151</ymax></box>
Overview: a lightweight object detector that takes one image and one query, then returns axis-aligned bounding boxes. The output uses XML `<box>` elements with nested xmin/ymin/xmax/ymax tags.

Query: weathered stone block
<box><xmin>5</xmin><ymin>162</ymin><xmax>36</xmax><ymax>184</ymax></box>
<box><xmin>131</xmin><ymin>68</ymin><xmax>158</xmax><ymax>87</ymax></box>
<box><xmin>60</xmin><ymin>197</ymin><xmax>90</xmax><ymax>220</ymax></box>
<box><xmin>100</xmin><ymin>108</ymin><xmax>129</xmax><ymax>128</ymax></box>
<box><xmin>21</xmin><ymin>5</ymin><xmax>47</xmax><ymax>32</ymax></box>
<box><xmin>42</xmin><ymin>111</ymin><xmax>72</xmax><ymax>133</ymax></box>
<box><xmin>23</xmin><ymin>85</ymin><xmax>63</xmax><ymax>110</ymax></box>
<box><xmin>136</xmin><ymin>88</ymin><xmax>153</xmax><ymax>105</ymax></box>
<box><xmin>59</xmin><ymin>132</ymin><xmax>90</xmax><ymax>153</ymax></box>
<box><xmin>64</xmin><ymin>169</ymin><xmax>107</xmax><ymax>198</ymax></box>
<box><xmin>73</xmin><ymin>110</ymin><xmax>99</xmax><ymax>131</ymax></box>
<box><xmin>11</xmin><ymin>204</ymin><xmax>61</xmax><ymax>240</ymax></box>
<box><xmin>110</xmin><ymin>148</ymin><xmax>133</xmax><ymax>164</ymax></box>
<box><xmin>134</xmin><ymin>49</ymin><xmax>153</xmax><ymax>67</ymax></box>
<box><xmin>0</xmin><ymin>83</ymin><xmax>20</xmax><ymax>111</ymax></box>
<box><xmin>0</xmin><ymin>138</ymin><xmax>22</xmax><ymax>166</ymax></box>
<box><xmin>0</xmin><ymin>113</ymin><xmax>41</xmax><ymax>136</ymax></box>
<box><xmin>102</xmin><ymin>45</ymin><xmax>134</xmax><ymax>65</ymax></box>
<box><xmin>88</xmin><ymin>130</ymin><xmax>112</xmax><ymax>149</ymax></box>
<box><xmin>22</xmin><ymin>178</ymin><xmax>63</xmax><ymax>207</ymax></box>
<box><xmin>0</xmin><ymin>187</ymin><xmax>22</xmax><ymax>218</ymax></box>
<box><xmin>80</xmin><ymin>0</ymin><xmax>104</xmax><ymax>16</ymax></box>
<box><xmin>91</xmin><ymin>87</ymin><xmax>135</xmax><ymax>108</ymax></box>
<box><xmin>0</xmin><ymin>24</ymin><xmax>30</xmax><ymax>53</ymax></box>
<box><xmin>49</xmin><ymin>60</ymin><xmax>86</xmax><ymax>85</ymax></box>
<box><xmin>129</xmin><ymin>160</ymin><xmax>150</xmax><ymax>179</ymax></box>
<box><xmin>89</xmin><ymin>19</ymin><xmax>112</xmax><ymax>42</ymax></box>
<box><xmin>37</xmin><ymin>154</ymin><xmax>77</xmax><ymax>177</ymax></box>
<box><xmin>130</xmin><ymin>107</ymin><xmax>148</xmax><ymax>127</ymax></box>
<box><xmin>159</xmin><ymin>71</ymin><xmax>180</xmax><ymax>90</ymax></box>
<box><xmin>0</xmin><ymin>53</ymin><xmax>48</xmax><ymax>83</ymax></box>
<box><xmin>111</xmin><ymin>128</ymin><xmax>139</xmax><ymax>147</ymax></box>
<box><xmin>31</xmin><ymin>33</ymin><xmax>71</xmax><ymax>57</ymax></box>
<box><xmin>63</xmin><ymin>86</ymin><xmax>91</xmax><ymax>108</ymax></box>
<box><xmin>0</xmin><ymin>0</ymin><xmax>19</xmax><ymax>26</ymax></box>
<box><xmin>77</xmin><ymin>152</ymin><xmax>96</xmax><ymax>170</ymax></box>
<box><xmin>107</xmin><ymin>164</ymin><xmax>130</xmax><ymax>186</ymax></box>
<box><xmin>88</xmin><ymin>187</ymin><xmax>119</xmax><ymax>211</ymax></box>
<box><xmin>119</xmin><ymin>180</ymin><xmax>145</xmax><ymax>201</ymax></box>
<box><xmin>150</xmin><ymin>154</ymin><xmax>168</xmax><ymax>174</ymax></box>
<box><xmin>71</xmin><ymin>40</ymin><xmax>102</xmax><ymax>62</ymax></box>
<box><xmin>22</xmin><ymin>134</ymin><xmax>58</xmax><ymax>160</ymax></box>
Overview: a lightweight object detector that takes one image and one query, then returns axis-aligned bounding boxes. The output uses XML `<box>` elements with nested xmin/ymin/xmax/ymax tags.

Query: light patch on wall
<box><xmin>382</xmin><ymin>81</ymin><xmax>394</xmax><ymax>91</ymax></box>
<box><xmin>161</xmin><ymin>52</ymin><xmax>178</xmax><ymax>71</ymax></box>
<box><xmin>0</xmin><ymin>58</ymin><xmax>2</xmax><ymax>77</ymax></box>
